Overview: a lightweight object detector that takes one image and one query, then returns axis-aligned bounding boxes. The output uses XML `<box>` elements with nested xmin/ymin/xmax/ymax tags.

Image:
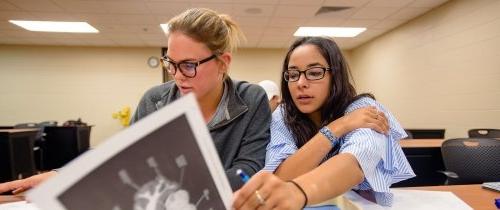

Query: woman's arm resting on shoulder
<box><xmin>274</xmin><ymin>106</ymin><xmax>387</xmax><ymax>180</ymax></box>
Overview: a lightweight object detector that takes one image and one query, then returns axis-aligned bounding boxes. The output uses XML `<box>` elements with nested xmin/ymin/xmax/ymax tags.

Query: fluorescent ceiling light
<box><xmin>160</xmin><ymin>24</ymin><xmax>169</xmax><ymax>34</ymax></box>
<box><xmin>9</xmin><ymin>20</ymin><xmax>98</xmax><ymax>33</ymax></box>
<box><xmin>294</xmin><ymin>27</ymin><xmax>366</xmax><ymax>37</ymax></box>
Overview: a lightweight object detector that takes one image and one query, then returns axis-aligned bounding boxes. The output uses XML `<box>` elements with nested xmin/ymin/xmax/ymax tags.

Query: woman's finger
<box><xmin>233</xmin><ymin>172</ymin><xmax>271</xmax><ymax>209</ymax></box>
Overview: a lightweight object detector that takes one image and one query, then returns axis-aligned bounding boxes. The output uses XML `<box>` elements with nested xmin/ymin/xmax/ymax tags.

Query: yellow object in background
<box><xmin>112</xmin><ymin>106</ymin><xmax>131</xmax><ymax>127</ymax></box>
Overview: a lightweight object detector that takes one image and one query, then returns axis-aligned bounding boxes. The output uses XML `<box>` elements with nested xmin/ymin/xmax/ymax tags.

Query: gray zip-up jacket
<box><xmin>131</xmin><ymin>77</ymin><xmax>271</xmax><ymax>190</ymax></box>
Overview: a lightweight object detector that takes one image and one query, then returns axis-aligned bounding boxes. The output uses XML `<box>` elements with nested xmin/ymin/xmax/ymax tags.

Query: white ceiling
<box><xmin>0</xmin><ymin>0</ymin><xmax>449</xmax><ymax>49</ymax></box>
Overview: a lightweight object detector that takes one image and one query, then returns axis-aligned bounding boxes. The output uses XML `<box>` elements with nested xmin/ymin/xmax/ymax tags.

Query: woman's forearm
<box><xmin>274</xmin><ymin>132</ymin><xmax>332</xmax><ymax>180</ymax></box>
<box><xmin>274</xmin><ymin>118</ymin><xmax>349</xmax><ymax>180</ymax></box>
<box><xmin>294</xmin><ymin>153</ymin><xmax>364</xmax><ymax>205</ymax></box>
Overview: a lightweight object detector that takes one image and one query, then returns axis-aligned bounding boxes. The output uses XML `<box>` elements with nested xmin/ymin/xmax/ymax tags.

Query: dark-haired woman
<box><xmin>233</xmin><ymin>37</ymin><xmax>415</xmax><ymax>210</ymax></box>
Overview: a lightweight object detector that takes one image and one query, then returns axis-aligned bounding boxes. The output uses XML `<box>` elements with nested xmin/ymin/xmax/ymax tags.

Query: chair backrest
<box><xmin>0</xmin><ymin>129</ymin><xmax>37</xmax><ymax>183</ymax></box>
<box><xmin>13</xmin><ymin>123</ymin><xmax>43</xmax><ymax>140</ymax></box>
<box><xmin>405</xmin><ymin>129</ymin><xmax>445</xmax><ymax>139</ymax></box>
<box><xmin>441</xmin><ymin>138</ymin><xmax>500</xmax><ymax>184</ymax></box>
<box><xmin>468</xmin><ymin>129</ymin><xmax>500</xmax><ymax>138</ymax></box>
<box><xmin>43</xmin><ymin>126</ymin><xmax>91</xmax><ymax>169</ymax></box>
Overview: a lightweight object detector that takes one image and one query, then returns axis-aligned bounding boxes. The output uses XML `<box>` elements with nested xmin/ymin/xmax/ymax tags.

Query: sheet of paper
<box><xmin>27</xmin><ymin>94</ymin><xmax>233</xmax><ymax>210</ymax></box>
<box><xmin>344</xmin><ymin>189</ymin><xmax>472</xmax><ymax>210</ymax></box>
<box><xmin>0</xmin><ymin>201</ymin><xmax>40</xmax><ymax>210</ymax></box>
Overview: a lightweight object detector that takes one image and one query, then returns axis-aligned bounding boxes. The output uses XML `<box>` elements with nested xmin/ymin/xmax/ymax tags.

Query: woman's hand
<box><xmin>329</xmin><ymin>106</ymin><xmax>389</xmax><ymax>137</ymax></box>
<box><xmin>233</xmin><ymin>172</ymin><xmax>306</xmax><ymax>210</ymax></box>
<box><xmin>0</xmin><ymin>171</ymin><xmax>57</xmax><ymax>194</ymax></box>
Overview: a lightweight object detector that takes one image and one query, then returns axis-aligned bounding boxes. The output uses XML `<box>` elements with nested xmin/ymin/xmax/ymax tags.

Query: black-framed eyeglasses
<box><xmin>284</xmin><ymin>67</ymin><xmax>331</xmax><ymax>82</ymax></box>
<box><xmin>161</xmin><ymin>54</ymin><xmax>217</xmax><ymax>78</ymax></box>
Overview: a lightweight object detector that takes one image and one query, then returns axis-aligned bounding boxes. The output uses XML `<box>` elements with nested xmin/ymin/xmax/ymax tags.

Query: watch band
<box><xmin>320</xmin><ymin>126</ymin><xmax>339</xmax><ymax>148</ymax></box>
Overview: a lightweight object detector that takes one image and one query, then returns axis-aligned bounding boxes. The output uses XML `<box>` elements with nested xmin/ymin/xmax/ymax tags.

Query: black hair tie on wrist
<box><xmin>287</xmin><ymin>180</ymin><xmax>308</xmax><ymax>209</ymax></box>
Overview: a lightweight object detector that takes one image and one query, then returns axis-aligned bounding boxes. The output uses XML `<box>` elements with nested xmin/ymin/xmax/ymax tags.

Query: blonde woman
<box><xmin>130</xmin><ymin>8</ymin><xmax>270</xmax><ymax>189</ymax></box>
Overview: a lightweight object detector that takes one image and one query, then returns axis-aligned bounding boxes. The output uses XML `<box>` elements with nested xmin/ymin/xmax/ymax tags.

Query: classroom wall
<box><xmin>0</xmin><ymin>45</ymin><xmax>286</xmax><ymax>146</ymax></box>
<box><xmin>349</xmin><ymin>0</ymin><xmax>500</xmax><ymax>139</ymax></box>
<box><xmin>0</xmin><ymin>45</ymin><xmax>162</xmax><ymax>146</ymax></box>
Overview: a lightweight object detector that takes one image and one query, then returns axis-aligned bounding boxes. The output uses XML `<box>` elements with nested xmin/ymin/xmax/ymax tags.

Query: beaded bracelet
<box><xmin>319</xmin><ymin>126</ymin><xmax>339</xmax><ymax>148</ymax></box>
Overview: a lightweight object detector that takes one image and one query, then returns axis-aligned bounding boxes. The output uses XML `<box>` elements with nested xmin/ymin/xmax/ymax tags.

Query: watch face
<box><xmin>148</xmin><ymin>56</ymin><xmax>159</xmax><ymax>68</ymax></box>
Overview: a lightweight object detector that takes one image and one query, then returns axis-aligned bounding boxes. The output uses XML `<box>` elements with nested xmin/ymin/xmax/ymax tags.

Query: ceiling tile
<box><xmin>141</xmin><ymin>38</ymin><xmax>166</xmax><ymax>47</ymax></box>
<box><xmin>371</xmin><ymin>19</ymin><xmax>406</xmax><ymax>29</ymax></box>
<box><xmin>0</xmin><ymin>1</ymin><xmax>19</xmax><ymax>11</ymax></box>
<box><xmin>58</xmin><ymin>38</ymin><xmax>88</xmax><ymax>46</ymax></box>
<box><xmin>51</xmin><ymin>0</ymin><xmax>107</xmax><ymax>13</ymax></box>
<box><xmin>337</xmin><ymin>39</ymin><xmax>362</xmax><ymax>50</ymax></box>
<box><xmin>323</xmin><ymin>0</ymin><xmax>370</xmax><ymax>7</ymax></box>
<box><xmin>190</xmin><ymin>0</ymin><xmax>233</xmax><ymax>3</ymax></box>
<box><xmin>0</xmin><ymin>21</ymin><xmax>24</xmax><ymax>30</ymax></box>
<box><xmin>233</xmin><ymin>16</ymin><xmax>270</xmax><ymax>27</ymax></box>
<box><xmin>233</xmin><ymin>4</ymin><xmax>276</xmax><ymax>17</ymax></box>
<box><xmin>100</xmin><ymin>1</ymin><xmax>149</xmax><ymax>14</ymax></box>
<box><xmin>267</xmin><ymin>17</ymin><xmax>306</xmax><ymax>27</ymax></box>
<box><xmin>388</xmin><ymin>7</ymin><xmax>429</xmax><ymax>20</ymax></box>
<box><xmin>113</xmin><ymin>14</ymin><xmax>158</xmax><ymax>25</ymax></box>
<box><xmin>259</xmin><ymin>34</ymin><xmax>290</xmax><ymax>43</ymax></box>
<box><xmin>30</xmin><ymin>12</ymin><xmax>81</xmax><ymax>21</ymax></box>
<box><xmin>30</xmin><ymin>37</ymin><xmax>64</xmax><ymax>45</ymax></box>
<box><xmin>313</xmin><ymin>7</ymin><xmax>359</xmax><ymax>19</ymax></box>
<box><xmin>145</xmin><ymin>2</ymin><xmax>190</xmax><ymax>15</ymax></box>
<box><xmin>233</xmin><ymin>0</ymin><xmax>279</xmax><ymax>4</ymax></box>
<box><xmin>278</xmin><ymin>0</ymin><xmax>324</xmax><ymax>5</ymax></box>
<box><xmin>0</xmin><ymin>0</ymin><xmax>449</xmax><ymax>49</ymax></box>
<box><xmin>355</xmin><ymin>28</ymin><xmax>386</xmax><ymax>41</ymax></box>
<box><xmin>139</xmin><ymin>34</ymin><xmax>166</xmax><ymax>41</ymax></box>
<box><xmin>257</xmin><ymin>41</ymin><xmax>287</xmax><ymax>48</ymax></box>
<box><xmin>0</xmin><ymin>36</ymin><xmax>35</xmax><ymax>45</ymax></box>
<box><xmin>262</xmin><ymin>27</ymin><xmax>297</xmax><ymax>36</ymax></box>
<box><xmin>409</xmin><ymin>0</ymin><xmax>449</xmax><ymax>8</ymax></box>
<box><xmin>4</xmin><ymin>30</ymin><xmax>42</xmax><ymax>38</ymax></box>
<box><xmin>0</xmin><ymin>11</ymin><xmax>37</xmax><ymax>20</ymax></box>
<box><xmin>239</xmin><ymin>26</ymin><xmax>265</xmax><ymax>39</ymax></box>
<box><xmin>365</xmin><ymin>0</ymin><xmax>414</xmax><ymax>7</ymax></box>
<box><xmin>305</xmin><ymin>17</ymin><xmax>346</xmax><ymax>26</ymax></box>
<box><xmin>82</xmin><ymin>38</ymin><xmax>116</xmax><ymax>46</ymax></box>
<box><xmin>6</xmin><ymin>0</ymin><xmax>63</xmax><ymax>12</ymax></box>
<box><xmin>189</xmin><ymin>3</ymin><xmax>233</xmax><ymax>14</ymax></box>
<box><xmin>273</xmin><ymin>5</ymin><xmax>320</xmax><ymax>18</ymax></box>
<box><xmin>110</xmin><ymin>35</ymin><xmax>146</xmax><ymax>47</ymax></box>
<box><xmin>351</xmin><ymin>7</ymin><xmax>400</xmax><ymax>19</ymax></box>
<box><xmin>342</xmin><ymin>19</ymin><xmax>379</xmax><ymax>27</ymax></box>
<box><xmin>155</xmin><ymin>15</ymin><xmax>174</xmax><ymax>24</ymax></box>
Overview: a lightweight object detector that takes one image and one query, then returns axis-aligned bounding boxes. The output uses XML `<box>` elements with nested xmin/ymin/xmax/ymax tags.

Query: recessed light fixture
<box><xmin>9</xmin><ymin>20</ymin><xmax>98</xmax><ymax>33</ymax></box>
<box><xmin>294</xmin><ymin>27</ymin><xmax>366</xmax><ymax>37</ymax></box>
<box><xmin>160</xmin><ymin>23</ymin><xmax>169</xmax><ymax>34</ymax></box>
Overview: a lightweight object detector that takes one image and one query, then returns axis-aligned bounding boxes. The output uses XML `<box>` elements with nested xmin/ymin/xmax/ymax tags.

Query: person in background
<box><xmin>258</xmin><ymin>80</ymin><xmax>281</xmax><ymax>112</ymax></box>
<box><xmin>233</xmin><ymin>37</ymin><xmax>415</xmax><ymax>210</ymax></box>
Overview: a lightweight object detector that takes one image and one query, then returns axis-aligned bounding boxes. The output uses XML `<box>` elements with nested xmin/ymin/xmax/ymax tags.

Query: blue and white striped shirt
<box><xmin>263</xmin><ymin>97</ymin><xmax>415</xmax><ymax>206</ymax></box>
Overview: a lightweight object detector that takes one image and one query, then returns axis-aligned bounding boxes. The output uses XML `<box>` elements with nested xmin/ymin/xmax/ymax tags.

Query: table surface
<box><xmin>0</xmin><ymin>128</ymin><xmax>40</xmax><ymax>133</ymax></box>
<box><xmin>399</xmin><ymin>138</ymin><xmax>446</xmax><ymax>148</ymax></box>
<box><xmin>405</xmin><ymin>184</ymin><xmax>500</xmax><ymax>210</ymax></box>
<box><xmin>0</xmin><ymin>194</ymin><xmax>24</xmax><ymax>204</ymax></box>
